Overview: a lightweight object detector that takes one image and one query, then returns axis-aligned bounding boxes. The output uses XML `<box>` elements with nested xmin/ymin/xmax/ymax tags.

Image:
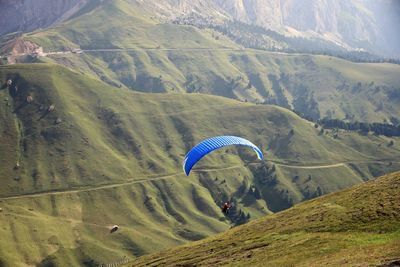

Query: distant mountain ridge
<box><xmin>136</xmin><ymin>0</ymin><xmax>400</xmax><ymax>57</ymax></box>
<box><xmin>1</xmin><ymin>0</ymin><xmax>398</xmax><ymax>57</ymax></box>
<box><xmin>0</xmin><ymin>0</ymin><xmax>87</xmax><ymax>36</ymax></box>
<box><xmin>3</xmin><ymin>0</ymin><xmax>399</xmax><ymax>123</ymax></box>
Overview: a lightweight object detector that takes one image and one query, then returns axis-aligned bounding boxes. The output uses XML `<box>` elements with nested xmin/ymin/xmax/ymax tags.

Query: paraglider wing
<box><xmin>183</xmin><ymin>136</ymin><xmax>263</xmax><ymax>176</ymax></box>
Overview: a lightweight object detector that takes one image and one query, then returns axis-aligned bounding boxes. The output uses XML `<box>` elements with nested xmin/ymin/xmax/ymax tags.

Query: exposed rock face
<box><xmin>135</xmin><ymin>0</ymin><xmax>399</xmax><ymax>57</ymax></box>
<box><xmin>0</xmin><ymin>0</ymin><xmax>86</xmax><ymax>36</ymax></box>
<box><xmin>134</xmin><ymin>0</ymin><xmax>226</xmax><ymax>20</ymax></box>
<box><xmin>215</xmin><ymin>0</ymin><xmax>378</xmax><ymax>50</ymax></box>
<box><xmin>281</xmin><ymin>0</ymin><xmax>378</xmax><ymax>48</ymax></box>
<box><xmin>216</xmin><ymin>0</ymin><xmax>284</xmax><ymax>30</ymax></box>
<box><xmin>2</xmin><ymin>38</ymin><xmax>43</xmax><ymax>64</ymax></box>
<box><xmin>215</xmin><ymin>1</ymin><xmax>369</xmax><ymax>31</ymax></box>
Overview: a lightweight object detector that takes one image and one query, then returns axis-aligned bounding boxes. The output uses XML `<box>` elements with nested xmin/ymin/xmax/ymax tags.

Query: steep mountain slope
<box><xmin>1</xmin><ymin>1</ymin><xmax>399</xmax><ymax>266</ymax></box>
<box><xmin>0</xmin><ymin>0</ymin><xmax>88</xmax><ymax>36</ymax></box>
<box><xmin>2</xmin><ymin>63</ymin><xmax>399</xmax><ymax>198</ymax></box>
<box><xmin>13</xmin><ymin>0</ymin><xmax>400</xmax><ymax>123</ymax></box>
<box><xmin>215</xmin><ymin>0</ymin><xmax>376</xmax><ymax>49</ymax></box>
<box><xmin>130</xmin><ymin>171</ymin><xmax>400</xmax><ymax>267</ymax></box>
<box><xmin>0</xmin><ymin>63</ymin><xmax>399</xmax><ymax>266</ymax></box>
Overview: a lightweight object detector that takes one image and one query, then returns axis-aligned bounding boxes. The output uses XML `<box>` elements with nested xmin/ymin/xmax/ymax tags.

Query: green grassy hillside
<box><xmin>131</xmin><ymin>171</ymin><xmax>400</xmax><ymax>267</ymax></box>
<box><xmin>0</xmin><ymin>63</ymin><xmax>399</xmax><ymax>266</ymax></box>
<box><xmin>13</xmin><ymin>0</ymin><xmax>400</xmax><ymax>123</ymax></box>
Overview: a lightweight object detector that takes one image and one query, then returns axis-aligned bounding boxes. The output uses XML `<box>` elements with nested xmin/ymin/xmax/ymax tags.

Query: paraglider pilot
<box><xmin>222</xmin><ymin>201</ymin><xmax>232</xmax><ymax>214</ymax></box>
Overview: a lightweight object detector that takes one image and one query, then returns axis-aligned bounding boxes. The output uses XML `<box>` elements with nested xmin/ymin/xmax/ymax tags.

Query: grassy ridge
<box><xmin>0</xmin><ymin>1</ymin><xmax>398</xmax><ymax>264</ymax></box>
<box><xmin>131</xmin><ymin>171</ymin><xmax>400</xmax><ymax>267</ymax></box>
<box><xmin>17</xmin><ymin>0</ymin><xmax>400</xmax><ymax>122</ymax></box>
<box><xmin>1</xmin><ymin>63</ymin><xmax>399</xmax><ymax>197</ymax></box>
<box><xmin>0</xmin><ymin>63</ymin><xmax>399</xmax><ymax>266</ymax></box>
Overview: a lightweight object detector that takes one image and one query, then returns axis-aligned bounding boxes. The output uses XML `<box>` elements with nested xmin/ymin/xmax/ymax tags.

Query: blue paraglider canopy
<box><xmin>183</xmin><ymin>136</ymin><xmax>263</xmax><ymax>176</ymax></box>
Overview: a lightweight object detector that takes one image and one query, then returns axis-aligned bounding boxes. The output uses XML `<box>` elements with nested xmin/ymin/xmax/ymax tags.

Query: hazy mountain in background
<box><xmin>215</xmin><ymin>0</ymin><xmax>377</xmax><ymax>49</ymax></box>
<box><xmin>0</xmin><ymin>0</ymin><xmax>86</xmax><ymax>36</ymax></box>
<box><xmin>1</xmin><ymin>0</ymin><xmax>398</xmax><ymax>57</ymax></box>
<box><xmin>365</xmin><ymin>0</ymin><xmax>400</xmax><ymax>58</ymax></box>
<box><xmin>136</xmin><ymin>0</ymin><xmax>400</xmax><ymax>57</ymax></box>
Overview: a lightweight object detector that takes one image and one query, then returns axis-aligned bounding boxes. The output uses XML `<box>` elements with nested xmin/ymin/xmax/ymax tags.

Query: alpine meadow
<box><xmin>0</xmin><ymin>0</ymin><xmax>399</xmax><ymax>266</ymax></box>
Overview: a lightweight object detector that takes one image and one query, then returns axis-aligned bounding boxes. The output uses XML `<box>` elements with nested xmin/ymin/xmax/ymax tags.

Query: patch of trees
<box><xmin>320</xmin><ymin>50</ymin><xmax>400</xmax><ymax>65</ymax></box>
<box><xmin>251</xmin><ymin>162</ymin><xmax>277</xmax><ymax>186</ymax></box>
<box><xmin>318</xmin><ymin>118</ymin><xmax>400</xmax><ymax>137</ymax></box>
<box><xmin>227</xmin><ymin>204</ymin><xmax>251</xmax><ymax>226</ymax></box>
<box><xmin>337</xmin><ymin>82</ymin><xmax>400</xmax><ymax>108</ymax></box>
<box><xmin>390</xmin><ymin>117</ymin><xmax>400</xmax><ymax>126</ymax></box>
<box><xmin>291</xmin><ymin>85</ymin><xmax>320</xmax><ymax>121</ymax></box>
<box><xmin>387</xmin><ymin>87</ymin><xmax>400</xmax><ymax>101</ymax></box>
<box><xmin>134</xmin><ymin>74</ymin><xmax>165</xmax><ymax>93</ymax></box>
<box><xmin>261</xmin><ymin>72</ymin><xmax>321</xmax><ymax>120</ymax></box>
<box><xmin>172</xmin><ymin>15</ymin><xmax>400</xmax><ymax>65</ymax></box>
<box><xmin>290</xmin><ymin>102</ymin><xmax>400</xmax><ymax>138</ymax></box>
<box><xmin>263</xmin><ymin>74</ymin><xmax>290</xmax><ymax>108</ymax></box>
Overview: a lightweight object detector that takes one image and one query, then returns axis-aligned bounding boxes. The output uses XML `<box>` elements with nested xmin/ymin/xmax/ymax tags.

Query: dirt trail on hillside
<box><xmin>0</xmin><ymin>165</ymin><xmax>244</xmax><ymax>200</ymax></box>
<box><xmin>270</xmin><ymin>160</ymin><xmax>400</xmax><ymax>169</ymax></box>
<box><xmin>1</xmin><ymin>160</ymin><xmax>398</xmax><ymax>201</ymax></box>
<box><xmin>0</xmin><ymin>172</ymin><xmax>182</xmax><ymax>200</ymax></box>
<box><xmin>40</xmin><ymin>47</ymin><xmax>245</xmax><ymax>57</ymax></box>
<box><xmin>273</xmin><ymin>162</ymin><xmax>345</xmax><ymax>169</ymax></box>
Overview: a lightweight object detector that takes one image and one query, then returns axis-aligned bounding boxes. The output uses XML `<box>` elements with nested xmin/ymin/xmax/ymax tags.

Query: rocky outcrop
<box><xmin>135</xmin><ymin>0</ymin><xmax>227</xmax><ymax>21</ymax></box>
<box><xmin>0</xmin><ymin>0</ymin><xmax>87</xmax><ymax>36</ymax></box>
<box><xmin>1</xmin><ymin>38</ymin><xmax>44</xmax><ymax>64</ymax></box>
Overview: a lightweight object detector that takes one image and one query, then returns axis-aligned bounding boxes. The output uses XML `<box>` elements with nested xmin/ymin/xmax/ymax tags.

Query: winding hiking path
<box><xmin>0</xmin><ymin>165</ymin><xmax>241</xmax><ymax>201</ymax></box>
<box><xmin>37</xmin><ymin>47</ymin><xmax>245</xmax><ymax>57</ymax></box>
<box><xmin>270</xmin><ymin>160</ymin><xmax>400</xmax><ymax>169</ymax></box>
<box><xmin>0</xmin><ymin>173</ymin><xmax>182</xmax><ymax>201</ymax></box>
<box><xmin>1</xmin><ymin>160</ymin><xmax>398</xmax><ymax>201</ymax></box>
<box><xmin>2</xmin><ymin>46</ymin><xmax>302</xmax><ymax>59</ymax></box>
<box><xmin>272</xmin><ymin>162</ymin><xmax>346</xmax><ymax>169</ymax></box>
